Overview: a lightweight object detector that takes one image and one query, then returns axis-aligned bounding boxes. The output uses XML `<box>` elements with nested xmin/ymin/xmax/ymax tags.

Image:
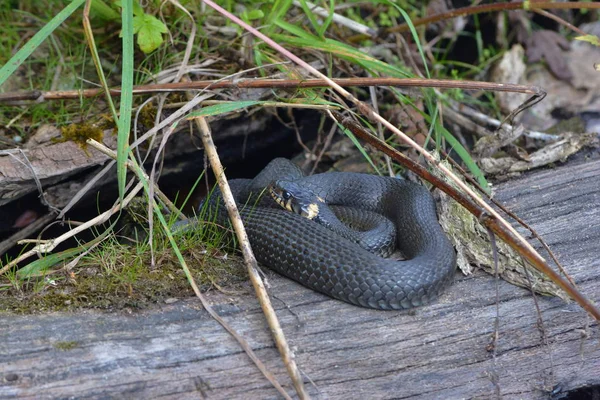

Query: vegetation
<box><xmin>0</xmin><ymin>1</ymin><xmax>598</xmax><ymax>310</ymax></box>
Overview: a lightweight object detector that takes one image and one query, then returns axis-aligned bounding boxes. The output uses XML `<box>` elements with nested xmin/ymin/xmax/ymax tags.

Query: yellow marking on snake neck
<box><xmin>304</xmin><ymin>203</ymin><xmax>319</xmax><ymax>220</ymax></box>
<box><xmin>284</xmin><ymin>198</ymin><xmax>294</xmax><ymax>211</ymax></box>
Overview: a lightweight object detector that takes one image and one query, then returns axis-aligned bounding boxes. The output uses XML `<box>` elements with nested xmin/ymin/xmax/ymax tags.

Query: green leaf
<box><xmin>132</xmin><ymin>1</ymin><xmax>144</xmax><ymax>16</ymax></box>
<box><xmin>243</xmin><ymin>9</ymin><xmax>264</xmax><ymax>21</ymax></box>
<box><xmin>186</xmin><ymin>101</ymin><xmax>263</xmax><ymax>118</ymax></box>
<box><xmin>272</xmin><ymin>34</ymin><xmax>411</xmax><ymax>78</ymax></box>
<box><xmin>298</xmin><ymin>0</ymin><xmax>322</xmax><ymax>39</ymax></box>
<box><xmin>90</xmin><ymin>0</ymin><xmax>120</xmax><ymax>21</ymax></box>
<box><xmin>17</xmin><ymin>233</ymin><xmax>109</xmax><ymax>278</ymax></box>
<box><xmin>133</xmin><ymin>14</ymin><xmax>168</xmax><ymax>53</ymax></box>
<box><xmin>574</xmin><ymin>34</ymin><xmax>600</xmax><ymax>47</ymax></box>
<box><xmin>275</xmin><ymin>19</ymin><xmax>318</xmax><ymax>41</ymax></box>
<box><xmin>117</xmin><ymin>0</ymin><xmax>135</xmax><ymax>201</ymax></box>
<box><xmin>0</xmin><ymin>0</ymin><xmax>86</xmax><ymax>88</ymax></box>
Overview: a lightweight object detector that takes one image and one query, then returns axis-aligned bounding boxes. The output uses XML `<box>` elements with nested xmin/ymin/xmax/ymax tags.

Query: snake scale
<box><xmin>203</xmin><ymin>158</ymin><xmax>456</xmax><ymax>310</ymax></box>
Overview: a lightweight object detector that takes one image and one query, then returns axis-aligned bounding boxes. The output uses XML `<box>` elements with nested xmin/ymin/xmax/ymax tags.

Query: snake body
<box><xmin>205</xmin><ymin>158</ymin><xmax>456</xmax><ymax>310</ymax></box>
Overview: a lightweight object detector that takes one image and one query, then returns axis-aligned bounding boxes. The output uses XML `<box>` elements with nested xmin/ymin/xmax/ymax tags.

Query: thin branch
<box><xmin>0</xmin><ymin>77</ymin><xmax>544</xmax><ymax>103</ymax></box>
<box><xmin>196</xmin><ymin>116</ymin><xmax>308</xmax><ymax>400</ymax></box>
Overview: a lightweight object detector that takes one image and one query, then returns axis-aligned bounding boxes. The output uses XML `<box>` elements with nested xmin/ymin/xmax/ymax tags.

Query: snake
<box><xmin>203</xmin><ymin>158</ymin><xmax>456</xmax><ymax>310</ymax></box>
<box><xmin>269</xmin><ymin>178</ymin><xmax>398</xmax><ymax>257</ymax></box>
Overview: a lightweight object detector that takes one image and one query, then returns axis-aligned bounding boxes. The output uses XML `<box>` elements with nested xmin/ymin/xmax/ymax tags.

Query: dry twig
<box><xmin>0</xmin><ymin>77</ymin><xmax>544</xmax><ymax>104</ymax></box>
<box><xmin>195</xmin><ymin>116</ymin><xmax>309</xmax><ymax>400</ymax></box>
<box><xmin>0</xmin><ymin>180</ymin><xmax>143</xmax><ymax>276</ymax></box>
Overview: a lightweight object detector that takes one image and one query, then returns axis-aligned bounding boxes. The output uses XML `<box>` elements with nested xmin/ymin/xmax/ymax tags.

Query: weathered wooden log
<box><xmin>1</xmin><ymin>154</ymin><xmax>599</xmax><ymax>399</ymax></box>
<box><xmin>0</xmin><ymin>112</ymin><xmax>278</xmax><ymax>208</ymax></box>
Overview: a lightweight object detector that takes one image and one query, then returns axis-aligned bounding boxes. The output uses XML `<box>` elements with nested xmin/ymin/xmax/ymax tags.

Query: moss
<box><xmin>0</xmin><ymin>222</ymin><xmax>246</xmax><ymax>314</ymax></box>
<box><xmin>57</xmin><ymin>123</ymin><xmax>105</xmax><ymax>154</ymax></box>
<box><xmin>53</xmin><ymin>341</ymin><xmax>79</xmax><ymax>351</ymax></box>
<box><xmin>546</xmin><ymin>116</ymin><xmax>586</xmax><ymax>134</ymax></box>
<box><xmin>138</xmin><ymin>104</ymin><xmax>158</xmax><ymax>128</ymax></box>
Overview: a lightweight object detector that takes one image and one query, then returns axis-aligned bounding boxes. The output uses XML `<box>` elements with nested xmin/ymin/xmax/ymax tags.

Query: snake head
<box><xmin>269</xmin><ymin>180</ymin><xmax>322</xmax><ymax>220</ymax></box>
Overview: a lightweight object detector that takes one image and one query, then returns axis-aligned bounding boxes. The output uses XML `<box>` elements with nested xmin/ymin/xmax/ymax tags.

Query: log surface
<box><xmin>1</xmin><ymin>154</ymin><xmax>599</xmax><ymax>400</ymax></box>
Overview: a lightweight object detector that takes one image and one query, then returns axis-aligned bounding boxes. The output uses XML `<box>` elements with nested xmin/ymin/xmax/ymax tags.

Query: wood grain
<box><xmin>1</xmin><ymin>154</ymin><xmax>599</xmax><ymax>399</ymax></box>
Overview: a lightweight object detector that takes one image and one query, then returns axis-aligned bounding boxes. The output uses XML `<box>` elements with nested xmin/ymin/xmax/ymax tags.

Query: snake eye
<box><xmin>282</xmin><ymin>190</ymin><xmax>291</xmax><ymax>200</ymax></box>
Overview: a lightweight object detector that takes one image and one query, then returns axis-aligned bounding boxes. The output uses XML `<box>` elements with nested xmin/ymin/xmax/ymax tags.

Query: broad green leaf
<box><xmin>133</xmin><ymin>14</ymin><xmax>168</xmax><ymax>53</ymax></box>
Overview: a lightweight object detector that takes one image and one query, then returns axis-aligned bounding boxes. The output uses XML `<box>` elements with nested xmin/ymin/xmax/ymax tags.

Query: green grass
<box><xmin>0</xmin><ymin>191</ymin><xmax>244</xmax><ymax>313</ymax></box>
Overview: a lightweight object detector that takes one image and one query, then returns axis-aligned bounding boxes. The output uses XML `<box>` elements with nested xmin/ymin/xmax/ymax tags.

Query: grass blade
<box><xmin>17</xmin><ymin>232</ymin><xmax>110</xmax><ymax>278</ymax></box>
<box><xmin>386</xmin><ymin>2</ymin><xmax>430</xmax><ymax>78</ymax></box>
<box><xmin>187</xmin><ymin>101</ymin><xmax>263</xmax><ymax>118</ymax></box>
<box><xmin>297</xmin><ymin>0</ymin><xmax>322</xmax><ymax>38</ymax></box>
<box><xmin>117</xmin><ymin>0</ymin><xmax>135</xmax><ymax>200</ymax></box>
<box><xmin>0</xmin><ymin>0</ymin><xmax>86</xmax><ymax>87</ymax></box>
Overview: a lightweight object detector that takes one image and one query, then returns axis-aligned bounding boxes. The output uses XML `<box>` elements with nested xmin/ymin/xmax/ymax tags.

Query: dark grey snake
<box><xmin>203</xmin><ymin>158</ymin><xmax>456</xmax><ymax>310</ymax></box>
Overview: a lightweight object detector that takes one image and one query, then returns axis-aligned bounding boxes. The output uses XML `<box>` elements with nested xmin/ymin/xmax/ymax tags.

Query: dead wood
<box><xmin>1</xmin><ymin>154</ymin><xmax>598</xmax><ymax>399</ymax></box>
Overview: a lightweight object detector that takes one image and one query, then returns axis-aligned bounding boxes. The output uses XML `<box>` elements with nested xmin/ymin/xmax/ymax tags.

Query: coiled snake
<box><xmin>203</xmin><ymin>158</ymin><xmax>456</xmax><ymax>310</ymax></box>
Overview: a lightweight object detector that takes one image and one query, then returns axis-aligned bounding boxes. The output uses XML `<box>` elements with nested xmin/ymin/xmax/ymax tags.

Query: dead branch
<box><xmin>0</xmin><ymin>77</ymin><xmax>544</xmax><ymax>104</ymax></box>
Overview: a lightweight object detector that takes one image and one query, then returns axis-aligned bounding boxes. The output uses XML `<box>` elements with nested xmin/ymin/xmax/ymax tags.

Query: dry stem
<box><xmin>0</xmin><ymin>77</ymin><xmax>543</xmax><ymax>103</ymax></box>
<box><xmin>195</xmin><ymin>116</ymin><xmax>309</xmax><ymax>399</ymax></box>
